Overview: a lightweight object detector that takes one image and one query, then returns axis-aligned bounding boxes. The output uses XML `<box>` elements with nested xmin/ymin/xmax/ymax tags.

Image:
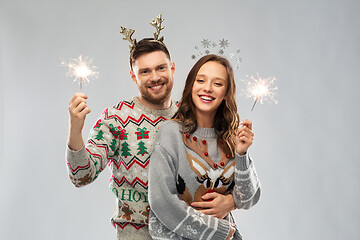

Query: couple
<box><xmin>66</xmin><ymin>37</ymin><xmax>260</xmax><ymax>239</ymax></box>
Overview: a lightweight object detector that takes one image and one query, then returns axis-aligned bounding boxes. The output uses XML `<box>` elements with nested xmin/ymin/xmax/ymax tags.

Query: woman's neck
<box><xmin>195</xmin><ymin>111</ymin><xmax>215</xmax><ymax>128</ymax></box>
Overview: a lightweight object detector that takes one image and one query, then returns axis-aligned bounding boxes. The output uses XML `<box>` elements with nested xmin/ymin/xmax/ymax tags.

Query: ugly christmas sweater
<box><xmin>66</xmin><ymin>97</ymin><xmax>178</xmax><ymax>240</ymax></box>
<box><xmin>148</xmin><ymin>120</ymin><xmax>261</xmax><ymax>240</ymax></box>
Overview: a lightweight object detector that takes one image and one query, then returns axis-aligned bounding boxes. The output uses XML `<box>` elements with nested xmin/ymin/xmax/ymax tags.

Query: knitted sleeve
<box><xmin>148</xmin><ymin>124</ymin><xmax>231</xmax><ymax>240</ymax></box>
<box><xmin>66</xmin><ymin>108</ymin><xmax>120</xmax><ymax>187</ymax></box>
<box><xmin>232</xmin><ymin>153</ymin><xmax>261</xmax><ymax>209</ymax></box>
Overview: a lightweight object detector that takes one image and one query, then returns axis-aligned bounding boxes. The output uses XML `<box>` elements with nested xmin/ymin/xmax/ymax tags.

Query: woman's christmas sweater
<box><xmin>66</xmin><ymin>97</ymin><xmax>178</xmax><ymax>240</ymax></box>
<box><xmin>148</xmin><ymin>120</ymin><xmax>261</xmax><ymax>240</ymax></box>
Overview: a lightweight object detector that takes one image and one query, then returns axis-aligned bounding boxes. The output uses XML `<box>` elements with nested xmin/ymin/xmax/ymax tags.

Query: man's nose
<box><xmin>150</xmin><ymin>70</ymin><xmax>160</xmax><ymax>81</ymax></box>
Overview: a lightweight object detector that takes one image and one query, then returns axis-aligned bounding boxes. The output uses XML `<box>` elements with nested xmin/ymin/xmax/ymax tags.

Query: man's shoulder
<box><xmin>112</xmin><ymin>97</ymin><xmax>136</xmax><ymax>111</ymax></box>
<box><xmin>106</xmin><ymin>97</ymin><xmax>177</xmax><ymax>121</ymax></box>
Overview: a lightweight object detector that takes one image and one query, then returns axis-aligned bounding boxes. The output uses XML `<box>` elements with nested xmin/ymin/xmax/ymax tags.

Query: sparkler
<box><xmin>62</xmin><ymin>55</ymin><xmax>98</xmax><ymax>90</ymax></box>
<box><xmin>243</xmin><ymin>73</ymin><xmax>278</xmax><ymax>111</ymax></box>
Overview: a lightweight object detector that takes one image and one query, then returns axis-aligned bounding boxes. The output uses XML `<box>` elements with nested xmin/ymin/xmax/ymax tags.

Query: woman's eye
<box><xmin>196</xmin><ymin>79</ymin><xmax>204</xmax><ymax>83</ymax></box>
<box><xmin>214</xmin><ymin>82</ymin><xmax>223</xmax><ymax>86</ymax></box>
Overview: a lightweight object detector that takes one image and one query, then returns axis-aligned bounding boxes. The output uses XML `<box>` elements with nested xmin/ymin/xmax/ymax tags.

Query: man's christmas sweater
<box><xmin>66</xmin><ymin>97</ymin><xmax>178</xmax><ymax>239</ymax></box>
<box><xmin>148</xmin><ymin>121</ymin><xmax>261</xmax><ymax>240</ymax></box>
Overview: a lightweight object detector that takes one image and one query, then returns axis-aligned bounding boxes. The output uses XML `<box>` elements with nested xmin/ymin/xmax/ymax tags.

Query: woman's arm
<box><xmin>232</xmin><ymin>153</ymin><xmax>261</xmax><ymax>209</ymax></box>
<box><xmin>232</xmin><ymin>119</ymin><xmax>261</xmax><ymax>209</ymax></box>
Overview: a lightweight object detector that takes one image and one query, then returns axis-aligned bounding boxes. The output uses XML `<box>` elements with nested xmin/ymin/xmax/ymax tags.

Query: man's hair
<box><xmin>130</xmin><ymin>38</ymin><xmax>171</xmax><ymax>69</ymax></box>
<box><xmin>172</xmin><ymin>54</ymin><xmax>240</xmax><ymax>158</ymax></box>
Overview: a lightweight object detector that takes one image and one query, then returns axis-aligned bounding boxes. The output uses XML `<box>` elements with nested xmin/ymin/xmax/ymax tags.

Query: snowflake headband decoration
<box><xmin>120</xmin><ymin>14</ymin><xmax>166</xmax><ymax>53</ymax></box>
<box><xmin>191</xmin><ymin>38</ymin><xmax>242</xmax><ymax>69</ymax></box>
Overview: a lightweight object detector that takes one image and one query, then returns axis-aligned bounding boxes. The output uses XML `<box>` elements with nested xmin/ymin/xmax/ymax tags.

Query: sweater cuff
<box><xmin>66</xmin><ymin>145</ymin><xmax>89</xmax><ymax>166</ymax></box>
<box><xmin>235</xmin><ymin>152</ymin><xmax>250</xmax><ymax>171</ymax></box>
<box><xmin>211</xmin><ymin>219</ymin><xmax>230</xmax><ymax>240</ymax></box>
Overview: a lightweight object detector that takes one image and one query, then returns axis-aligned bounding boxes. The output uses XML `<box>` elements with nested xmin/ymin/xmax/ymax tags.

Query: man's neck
<box><xmin>137</xmin><ymin>96</ymin><xmax>172</xmax><ymax>110</ymax></box>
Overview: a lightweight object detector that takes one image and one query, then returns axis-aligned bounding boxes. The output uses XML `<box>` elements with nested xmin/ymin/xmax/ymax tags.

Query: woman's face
<box><xmin>191</xmin><ymin>61</ymin><xmax>228</xmax><ymax>122</ymax></box>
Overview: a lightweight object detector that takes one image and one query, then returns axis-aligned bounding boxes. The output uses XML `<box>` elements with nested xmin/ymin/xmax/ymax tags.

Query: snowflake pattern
<box><xmin>149</xmin><ymin>216</ymin><xmax>182</xmax><ymax>239</ymax></box>
<box><xmin>201</xmin><ymin>38</ymin><xmax>211</xmax><ymax>48</ymax></box>
<box><xmin>186</xmin><ymin>224</ymin><xmax>198</xmax><ymax>235</ymax></box>
<box><xmin>191</xmin><ymin>38</ymin><xmax>242</xmax><ymax>70</ymax></box>
<box><xmin>191</xmin><ymin>210</ymin><xmax>206</xmax><ymax>226</ymax></box>
<box><xmin>219</xmin><ymin>38</ymin><xmax>229</xmax><ymax>48</ymax></box>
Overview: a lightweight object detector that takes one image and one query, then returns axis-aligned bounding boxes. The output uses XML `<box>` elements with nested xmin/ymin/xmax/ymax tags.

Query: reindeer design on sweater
<box><xmin>176</xmin><ymin>134</ymin><xmax>236</xmax><ymax>207</ymax></box>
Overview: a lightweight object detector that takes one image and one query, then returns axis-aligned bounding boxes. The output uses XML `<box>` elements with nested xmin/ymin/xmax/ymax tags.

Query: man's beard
<box><xmin>140</xmin><ymin>78</ymin><xmax>173</xmax><ymax>105</ymax></box>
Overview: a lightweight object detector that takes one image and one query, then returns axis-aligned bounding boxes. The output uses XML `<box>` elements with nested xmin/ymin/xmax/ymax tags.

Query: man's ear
<box><xmin>130</xmin><ymin>69</ymin><xmax>137</xmax><ymax>83</ymax></box>
<box><xmin>171</xmin><ymin>62</ymin><xmax>176</xmax><ymax>75</ymax></box>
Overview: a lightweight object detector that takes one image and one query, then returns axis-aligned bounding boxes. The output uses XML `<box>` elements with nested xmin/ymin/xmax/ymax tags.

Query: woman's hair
<box><xmin>173</xmin><ymin>54</ymin><xmax>240</xmax><ymax>157</ymax></box>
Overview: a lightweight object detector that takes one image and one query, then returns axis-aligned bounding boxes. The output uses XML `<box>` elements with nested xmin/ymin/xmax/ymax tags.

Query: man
<box><xmin>66</xmin><ymin>28</ymin><xmax>236</xmax><ymax>240</ymax></box>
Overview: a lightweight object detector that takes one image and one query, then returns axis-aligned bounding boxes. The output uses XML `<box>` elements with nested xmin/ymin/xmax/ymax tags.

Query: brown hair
<box><xmin>173</xmin><ymin>54</ymin><xmax>240</xmax><ymax>157</ymax></box>
<box><xmin>129</xmin><ymin>38</ymin><xmax>171</xmax><ymax>69</ymax></box>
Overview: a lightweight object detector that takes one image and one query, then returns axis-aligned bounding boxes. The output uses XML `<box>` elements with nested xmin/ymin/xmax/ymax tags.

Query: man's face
<box><xmin>131</xmin><ymin>51</ymin><xmax>175</xmax><ymax>106</ymax></box>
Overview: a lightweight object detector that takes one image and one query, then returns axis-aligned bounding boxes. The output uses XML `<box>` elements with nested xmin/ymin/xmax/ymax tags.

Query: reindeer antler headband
<box><xmin>120</xmin><ymin>14</ymin><xmax>166</xmax><ymax>52</ymax></box>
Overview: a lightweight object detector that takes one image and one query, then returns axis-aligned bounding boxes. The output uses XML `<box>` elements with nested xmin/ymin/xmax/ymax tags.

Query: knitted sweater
<box><xmin>66</xmin><ymin>97</ymin><xmax>178</xmax><ymax>240</ymax></box>
<box><xmin>148</xmin><ymin>120</ymin><xmax>261</xmax><ymax>240</ymax></box>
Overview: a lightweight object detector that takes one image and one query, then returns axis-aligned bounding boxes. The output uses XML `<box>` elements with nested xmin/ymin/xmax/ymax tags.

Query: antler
<box><xmin>120</xmin><ymin>26</ymin><xmax>137</xmax><ymax>50</ymax></box>
<box><xmin>150</xmin><ymin>14</ymin><xmax>165</xmax><ymax>42</ymax></box>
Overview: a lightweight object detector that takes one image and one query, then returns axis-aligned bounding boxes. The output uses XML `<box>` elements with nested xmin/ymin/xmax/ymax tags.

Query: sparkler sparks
<box><xmin>243</xmin><ymin>73</ymin><xmax>278</xmax><ymax>111</ymax></box>
<box><xmin>62</xmin><ymin>55</ymin><xmax>98</xmax><ymax>90</ymax></box>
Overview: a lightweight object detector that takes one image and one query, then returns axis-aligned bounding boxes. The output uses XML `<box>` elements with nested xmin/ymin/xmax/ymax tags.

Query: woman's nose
<box><xmin>203</xmin><ymin>81</ymin><xmax>213</xmax><ymax>92</ymax></box>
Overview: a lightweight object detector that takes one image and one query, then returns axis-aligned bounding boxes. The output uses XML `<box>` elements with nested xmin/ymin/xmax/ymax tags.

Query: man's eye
<box><xmin>158</xmin><ymin>66</ymin><xmax>167</xmax><ymax>71</ymax></box>
<box><xmin>140</xmin><ymin>70</ymin><xmax>148</xmax><ymax>75</ymax></box>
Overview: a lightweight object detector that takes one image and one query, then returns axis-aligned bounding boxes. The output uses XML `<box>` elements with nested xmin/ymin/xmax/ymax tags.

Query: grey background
<box><xmin>1</xmin><ymin>0</ymin><xmax>359</xmax><ymax>239</ymax></box>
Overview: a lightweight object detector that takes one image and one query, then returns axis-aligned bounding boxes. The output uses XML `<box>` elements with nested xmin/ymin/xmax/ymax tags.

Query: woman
<box><xmin>148</xmin><ymin>54</ymin><xmax>261</xmax><ymax>240</ymax></box>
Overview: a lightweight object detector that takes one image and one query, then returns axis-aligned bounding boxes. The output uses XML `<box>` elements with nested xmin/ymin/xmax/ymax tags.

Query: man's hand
<box><xmin>67</xmin><ymin>92</ymin><xmax>91</xmax><ymax>151</ymax></box>
<box><xmin>236</xmin><ymin>119</ymin><xmax>254</xmax><ymax>155</ymax></box>
<box><xmin>191</xmin><ymin>193</ymin><xmax>235</xmax><ymax>219</ymax></box>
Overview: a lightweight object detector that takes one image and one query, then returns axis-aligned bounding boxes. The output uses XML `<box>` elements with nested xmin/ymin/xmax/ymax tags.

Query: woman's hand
<box><xmin>235</xmin><ymin>119</ymin><xmax>254</xmax><ymax>155</ymax></box>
